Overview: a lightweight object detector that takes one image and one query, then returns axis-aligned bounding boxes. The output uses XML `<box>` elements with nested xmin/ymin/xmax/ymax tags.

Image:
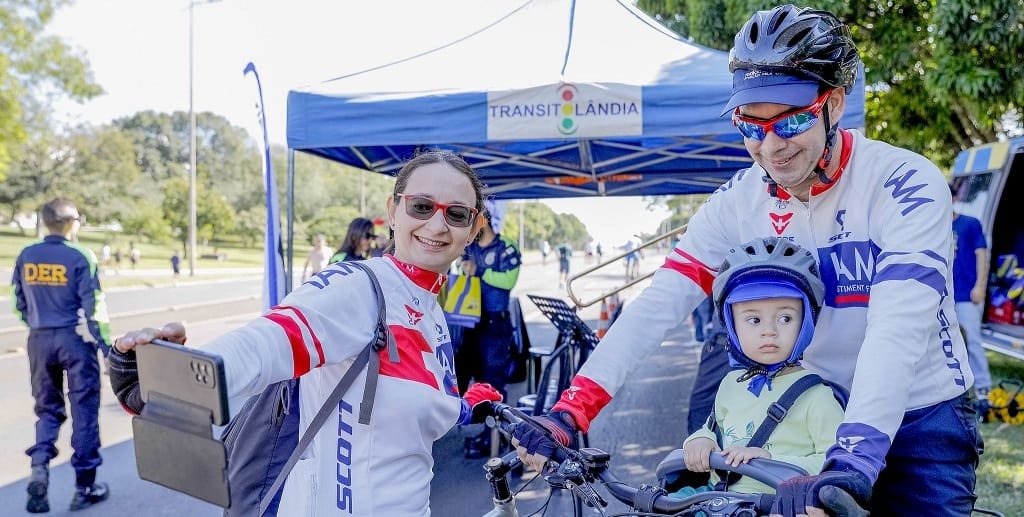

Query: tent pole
<box><xmin>287</xmin><ymin>149</ymin><xmax>296</xmax><ymax>294</ymax></box>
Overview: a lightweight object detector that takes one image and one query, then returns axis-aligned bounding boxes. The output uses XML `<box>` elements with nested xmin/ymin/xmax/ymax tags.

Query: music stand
<box><xmin>526</xmin><ymin>294</ymin><xmax>599</xmax><ymax>357</ymax></box>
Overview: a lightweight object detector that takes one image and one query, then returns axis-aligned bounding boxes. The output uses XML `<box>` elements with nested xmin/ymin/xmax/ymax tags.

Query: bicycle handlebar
<box><xmin>484</xmin><ymin>402</ymin><xmax>869</xmax><ymax>516</ymax></box>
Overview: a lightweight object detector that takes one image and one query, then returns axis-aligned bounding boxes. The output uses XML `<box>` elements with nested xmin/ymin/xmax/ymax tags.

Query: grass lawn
<box><xmin>0</xmin><ymin>226</ymin><xmax>265</xmax><ymax>296</ymax></box>
<box><xmin>975</xmin><ymin>352</ymin><xmax>1024</xmax><ymax>516</ymax></box>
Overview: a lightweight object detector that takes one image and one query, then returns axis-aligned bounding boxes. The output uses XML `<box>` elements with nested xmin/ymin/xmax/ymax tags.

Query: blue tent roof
<box><xmin>286</xmin><ymin>0</ymin><xmax>866</xmax><ymax>199</ymax></box>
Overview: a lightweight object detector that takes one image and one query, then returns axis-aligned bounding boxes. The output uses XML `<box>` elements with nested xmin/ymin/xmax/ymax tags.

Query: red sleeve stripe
<box><xmin>661</xmin><ymin>252</ymin><xmax>715</xmax><ymax>295</ymax></box>
<box><xmin>272</xmin><ymin>305</ymin><xmax>325</xmax><ymax>367</ymax></box>
<box><xmin>551</xmin><ymin>375</ymin><xmax>612</xmax><ymax>433</ymax></box>
<box><xmin>264</xmin><ymin>311</ymin><xmax>312</xmax><ymax>378</ymax></box>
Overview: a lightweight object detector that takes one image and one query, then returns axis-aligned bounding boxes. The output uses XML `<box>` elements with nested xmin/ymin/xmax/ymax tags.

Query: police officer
<box><xmin>12</xmin><ymin>198</ymin><xmax>111</xmax><ymax>513</ymax></box>
<box><xmin>456</xmin><ymin>201</ymin><xmax>521</xmax><ymax>458</ymax></box>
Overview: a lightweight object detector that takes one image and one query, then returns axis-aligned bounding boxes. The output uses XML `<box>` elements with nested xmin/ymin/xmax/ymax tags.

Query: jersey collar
<box><xmin>386</xmin><ymin>254</ymin><xmax>446</xmax><ymax>294</ymax></box>
<box><xmin>809</xmin><ymin>129</ymin><xmax>854</xmax><ymax>197</ymax></box>
<box><xmin>767</xmin><ymin>129</ymin><xmax>854</xmax><ymax>199</ymax></box>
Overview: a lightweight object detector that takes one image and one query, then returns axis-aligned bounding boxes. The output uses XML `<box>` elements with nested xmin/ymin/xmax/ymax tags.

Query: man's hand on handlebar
<box><xmin>509</xmin><ymin>411</ymin><xmax>577</xmax><ymax>471</ymax></box>
<box><xmin>770</xmin><ymin>470</ymin><xmax>871</xmax><ymax>517</ymax></box>
<box><xmin>113</xmin><ymin>322</ymin><xmax>187</xmax><ymax>353</ymax></box>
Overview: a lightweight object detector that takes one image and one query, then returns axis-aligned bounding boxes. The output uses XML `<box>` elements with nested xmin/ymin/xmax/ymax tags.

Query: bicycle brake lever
<box><xmin>567</xmin><ymin>479</ymin><xmax>607</xmax><ymax>508</ymax></box>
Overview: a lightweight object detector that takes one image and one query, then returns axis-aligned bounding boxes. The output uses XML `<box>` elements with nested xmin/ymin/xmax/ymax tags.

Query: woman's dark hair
<box><xmin>385</xmin><ymin>150</ymin><xmax>486</xmax><ymax>255</ymax></box>
<box><xmin>393</xmin><ymin>150</ymin><xmax>485</xmax><ymax>211</ymax></box>
<box><xmin>334</xmin><ymin>217</ymin><xmax>375</xmax><ymax>259</ymax></box>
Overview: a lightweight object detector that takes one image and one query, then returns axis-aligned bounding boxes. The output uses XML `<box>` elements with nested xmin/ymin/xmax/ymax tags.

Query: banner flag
<box><xmin>244</xmin><ymin>62</ymin><xmax>286</xmax><ymax>309</ymax></box>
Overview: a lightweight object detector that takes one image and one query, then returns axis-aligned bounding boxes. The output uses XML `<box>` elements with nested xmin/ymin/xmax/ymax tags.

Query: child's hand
<box><xmin>683</xmin><ymin>437</ymin><xmax>719</xmax><ymax>472</ymax></box>
<box><xmin>720</xmin><ymin>446</ymin><xmax>771</xmax><ymax>467</ymax></box>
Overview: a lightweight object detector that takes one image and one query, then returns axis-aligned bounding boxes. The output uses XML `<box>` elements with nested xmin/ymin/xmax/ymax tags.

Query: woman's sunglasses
<box><xmin>732</xmin><ymin>89</ymin><xmax>833</xmax><ymax>141</ymax></box>
<box><xmin>395</xmin><ymin>194</ymin><xmax>478</xmax><ymax>228</ymax></box>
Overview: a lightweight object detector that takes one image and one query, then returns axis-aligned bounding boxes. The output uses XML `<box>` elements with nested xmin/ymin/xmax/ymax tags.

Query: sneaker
<box><xmin>69</xmin><ymin>482</ymin><xmax>109</xmax><ymax>511</ymax></box>
<box><xmin>26</xmin><ymin>465</ymin><xmax>49</xmax><ymax>514</ymax></box>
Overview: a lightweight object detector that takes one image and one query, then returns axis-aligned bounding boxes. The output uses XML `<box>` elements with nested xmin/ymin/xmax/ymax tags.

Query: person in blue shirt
<box><xmin>456</xmin><ymin>201</ymin><xmax>521</xmax><ymax>457</ymax></box>
<box><xmin>12</xmin><ymin>198</ymin><xmax>111</xmax><ymax>513</ymax></box>
<box><xmin>951</xmin><ymin>185</ymin><xmax>992</xmax><ymax>415</ymax></box>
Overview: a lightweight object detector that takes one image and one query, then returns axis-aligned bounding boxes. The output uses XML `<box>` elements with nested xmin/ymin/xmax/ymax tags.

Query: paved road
<box><xmin>0</xmin><ymin>273</ymin><xmax>263</xmax><ymax>351</ymax></box>
<box><xmin>0</xmin><ymin>250</ymin><xmax>701</xmax><ymax>516</ymax></box>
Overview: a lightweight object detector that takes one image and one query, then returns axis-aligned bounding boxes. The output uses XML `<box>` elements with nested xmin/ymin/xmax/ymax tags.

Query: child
<box><xmin>680</xmin><ymin>237</ymin><xmax>845</xmax><ymax>496</ymax></box>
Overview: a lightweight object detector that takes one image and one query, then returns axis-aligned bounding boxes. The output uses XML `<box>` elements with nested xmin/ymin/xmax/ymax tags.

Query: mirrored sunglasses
<box><xmin>732</xmin><ymin>90</ymin><xmax>833</xmax><ymax>141</ymax></box>
<box><xmin>396</xmin><ymin>193</ymin><xmax>478</xmax><ymax>228</ymax></box>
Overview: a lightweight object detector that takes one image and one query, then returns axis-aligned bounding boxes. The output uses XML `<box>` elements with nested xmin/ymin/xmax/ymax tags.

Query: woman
<box><xmin>330</xmin><ymin>217</ymin><xmax>375</xmax><ymax>263</ymax></box>
<box><xmin>110</xmin><ymin>151</ymin><xmax>502</xmax><ymax>516</ymax></box>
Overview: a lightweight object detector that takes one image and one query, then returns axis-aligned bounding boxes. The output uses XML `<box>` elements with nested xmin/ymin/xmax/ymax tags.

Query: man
<box><xmin>512</xmin><ymin>6</ymin><xmax>979</xmax><ymax>516</ymax></box>
<box><xmin>952</xmin><ymin>185</ymin><xmax>992</xmax><ymax>416</ymax></box>
<box><xmin>300</xmin><ymin>233</ymin><xmax>332</xmax><ymax>280</ymax></box>
<box><xmin>12</xmin><ymin>198</ymin><xmax>111</xmax><ymax>513</ymax></box>
<box><xmin>456</xmin><ymin>201</ymin><xmax>521</xmax><ymax>458</ymax></box>
<box><xmin>557</xmin><ymin>242</ymin><xmax>572</xmax><ymax>288</ymax></box>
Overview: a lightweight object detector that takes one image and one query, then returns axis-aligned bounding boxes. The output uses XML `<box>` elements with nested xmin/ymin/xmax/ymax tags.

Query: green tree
<box><xmin>120</xmin><ymin>202</ymin><xmax>171</xmax><ymax>242</ymax></box>
<box><xmin>637</xmin><ymin>0</ymin><xmax>1024</xmax><ymax>167</ymax></box>
<box><xmin>0</xmin><ymin>122</ymin><xmax>142</xmax><ymax>233</ymax></box>
<box><xmin>114</xmin><ymin>110</ymin><xmax>263</xmax><ymax>211</ymax></box>
<box><xmin>162</xmin><ymin>177</ymin><xmax>236</xmax><ymax>253</ymax></box>
<box><xmin>502</xmin><ymin>201</ymin><xmax>591</xmax><ymax>250</ymax></box>
<box><xmin>234</xmin><ymin>206</ymin><xmax>266</xmax><ymax>247</ymax></box>
<box><xmin>0</xmin><ymin>0</ymin><xmax>102</xmax><ymax>181</ymax></box>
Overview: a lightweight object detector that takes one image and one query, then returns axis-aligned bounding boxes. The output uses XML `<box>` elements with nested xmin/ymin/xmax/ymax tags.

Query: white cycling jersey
<box><xmin>203</xmin><ymin>256</ymin><xmax>461</xmax><ymax>516</ymax></box>
<box><xmin>553</xmin><ymin>129</ymin><xmax>971</xmax><ymax>484</ymax></box>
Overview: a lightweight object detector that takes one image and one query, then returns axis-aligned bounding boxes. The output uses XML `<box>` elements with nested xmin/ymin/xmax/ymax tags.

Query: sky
<box><xmin>48</xmin><ymin>0</ymin><xmax>672</xmax><ymax>248</ymax></box>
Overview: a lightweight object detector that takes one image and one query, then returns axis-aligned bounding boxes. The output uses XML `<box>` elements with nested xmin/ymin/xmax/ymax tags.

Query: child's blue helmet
<box><xmin>711</xmin><ymin>237</ymin><xmax>824</xmax><ymax>392</ymax></box>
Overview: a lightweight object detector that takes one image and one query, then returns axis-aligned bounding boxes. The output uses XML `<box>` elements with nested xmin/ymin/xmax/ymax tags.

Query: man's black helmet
<box><xmin>729</xmin><ymin>4</ymin><xmax>859</xmax><ymax>92</ymax></box>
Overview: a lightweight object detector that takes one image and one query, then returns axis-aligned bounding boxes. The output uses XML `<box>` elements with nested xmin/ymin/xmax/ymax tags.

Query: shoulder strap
<box><xmin>258</xmin><ymin>261</ymin><xmax>394</xmax><ymax>516</ymax></box>
<box><xmin>716</xmin><ymin>373</ymin><xmax>825</xmax><ymax>490</ymax></box>
<box><xmin>747</xmin><ymin>373</ymin><xmax>825</xmax><ymax>450</ymax></box>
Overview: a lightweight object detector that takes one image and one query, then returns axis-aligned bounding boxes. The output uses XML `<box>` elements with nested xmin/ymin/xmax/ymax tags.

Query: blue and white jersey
<box><xmin>554</xmin><ymin>129</ymin><xmax>969</xmax><ymax>485</ymax></box>
<box><xmin>201</xmin><ymin>256</ymin><xmax>461</xmax><ymax>516</ymax></box>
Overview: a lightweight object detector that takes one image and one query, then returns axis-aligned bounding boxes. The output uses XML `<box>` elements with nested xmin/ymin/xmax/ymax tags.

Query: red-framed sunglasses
<box><xmin>732</xmin><ymin>89</ymin><xmax>833</xmax><ymax>141</ymax></box>
<box><xmin>395</xmin><ymin>193</ymin><xmax>479</xmax><ymax>228</ymax></box>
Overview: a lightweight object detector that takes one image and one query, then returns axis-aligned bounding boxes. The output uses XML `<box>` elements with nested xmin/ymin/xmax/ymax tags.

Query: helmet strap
<box><xmin>815</xmin><ymin>104</ymin><xmax>838</xmax><ymax>185</ymax></box>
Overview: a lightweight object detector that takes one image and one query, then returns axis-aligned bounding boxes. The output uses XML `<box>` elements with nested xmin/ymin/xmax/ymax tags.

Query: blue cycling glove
<box><xmin>510</xmin><ymin>411</ymin><xmax>577</xmax><ymax>460</ymax></box>
<box><xmin>771</xmin><ymin>470</ymin><xmax>871</xmax><ymax>517</ymax></box>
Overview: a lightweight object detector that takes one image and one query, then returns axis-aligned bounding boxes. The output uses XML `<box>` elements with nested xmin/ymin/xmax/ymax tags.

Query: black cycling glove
<box><xmin>108</xmin><ymin>346</ymin><xmax>145</xmax><ymax>414</ymax></box>
<box><xmin>771</xmin><ymin>470</ymin><xmax>871</xmax><ymax>517</ymax></box>
<box><xmin>510</xmin><ymin>411</ymin><xmax>577</xmax><ymax>460</ymax></box>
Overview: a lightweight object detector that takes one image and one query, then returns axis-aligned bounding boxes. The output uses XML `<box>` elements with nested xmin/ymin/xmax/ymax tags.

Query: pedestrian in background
<box><xmin>456</xmin><ymin>200</ymin><xmax>521</xmax><ymax>458</ymax></box>
<box><xmin>300</xmin><ymin>234</ymin><xmax>332</xmax><ymax>281</ymax></box>
<box><xmin>128</xmin><ymin>243</ymin><xmax>141</xmax><ymax>269</ymax></box>
<box><xmin>557</xmin><ymin>242</ymin><xmax>572</xmax><ymax>289</ymax></box>
<box><xmin>951</xmin><ymin>184</ymin><xmax>992</xmax><ymax>416</ymax></box>
<box><xmin>12</xmin><ymin>198</ymin><xmax>111</xmax><ymax>513</ymax></box>
<box><xmin>170</xmin><ymin>251</ymin><xmax>182</xmax><ymax>285</ymax></box>
<box><xmin>330</xmin><ymin>217</ymin><xmax>376</xmax><ymax>264</ymax></box>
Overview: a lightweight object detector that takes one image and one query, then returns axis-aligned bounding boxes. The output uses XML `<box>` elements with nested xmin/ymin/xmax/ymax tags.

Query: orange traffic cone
<box><xmin>607</xmin><ymin>293</ymin><xmax>620</xmax><ymax>324</ymax></box>
<box><xmin>596</xmin><ymin>299</ymin><xmax>610</xmax><ymax>338</ymax></box>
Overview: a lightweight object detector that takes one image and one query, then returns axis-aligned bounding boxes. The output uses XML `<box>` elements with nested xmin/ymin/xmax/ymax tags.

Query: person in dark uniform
<box><xmin>12</xmin><ymin>198</ymin><xmax>111</xmax><ymax>513</ymax></box>
<box><xmin>456</xmin><ymin>202</ymin><xmax>521</xmax><ymax>457</ymax></box>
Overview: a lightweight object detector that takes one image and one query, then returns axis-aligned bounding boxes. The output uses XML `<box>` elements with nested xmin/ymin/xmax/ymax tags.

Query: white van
<box><xmin>950</xmin><ymin>136</ymin><xmax>1024</xmax><ymax>360</ymax></box>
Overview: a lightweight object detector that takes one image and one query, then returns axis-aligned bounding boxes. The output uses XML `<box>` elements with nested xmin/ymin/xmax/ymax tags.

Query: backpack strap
<box><xmin>716</xmin><ymin>373</ymin><xmax>826</xmax><ymax>490</ymax></box>
<box><xmin>258</xmin><ymin>261</ymin><xmax>394</xmax><ymax>516</ymax></box>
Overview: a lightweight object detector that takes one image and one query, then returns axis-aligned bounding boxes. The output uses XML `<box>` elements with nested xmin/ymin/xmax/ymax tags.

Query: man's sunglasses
<box><xmin>395</xmin><ymin>193</ymin><xmax>478</xmax><ymax>228</ymax></box>
<box><xmin>732</xmin><ymin>89</ymin><xmax>832</xmax><ymax>141</ymax></box>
